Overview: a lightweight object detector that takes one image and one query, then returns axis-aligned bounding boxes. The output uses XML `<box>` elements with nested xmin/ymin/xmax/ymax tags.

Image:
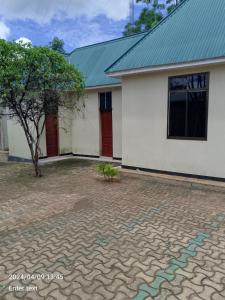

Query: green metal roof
<box><xmin>107</xmin><ymin>0</ymin><xmax>225</xmax><ymax>74</ymax></box>
<box><xmin>68</xmin><ymin>33</ymin><xmax>146</xmax><ymax>88</ymax></box>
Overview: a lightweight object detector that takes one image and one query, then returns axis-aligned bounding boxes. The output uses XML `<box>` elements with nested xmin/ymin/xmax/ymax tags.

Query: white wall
<box><xmin>58</xmin><ymin>108</ymin><xmax>72</xmax><ymax>155</ymax></box>
<box><xmin>0</xmin><ymin>107</ymin><xmax>8</xmax><ymax>150</ymax></box>
<box><xmin>7</xmin><ymin>118</ymin><xmax>46</xmax><ymax>160</ymax></box>
<box><xmin>6</xmin><ymin>87</ymin><xmax>122</xmax><ymax>160</ymax></box>
<box><xmin>122</xmin><ymin>65</ymin><xmax>225</xmax><ymax>179</ymax></box>
<box><xmin>72</xmin><ymin>87</ymin><xmax>122</xmax><ymax>158</ymax></box>
<box><xmin>72</xmin><ymin>91</ymin><xmax>100</xmax><ymax>156</ymax></box>
<box><xmin>7</xmin><ymin>109</ymin><xmax>73</xmax><ymax>160</ymax></box>
<box><xmin>112</xmin><ymin>88</ymin><xmax>122</xmax><ymax>158</ymax></box>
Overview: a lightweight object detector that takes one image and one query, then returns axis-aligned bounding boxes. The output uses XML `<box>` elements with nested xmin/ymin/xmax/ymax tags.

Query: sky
<box><xmin>0</xmin><ymin>0</ymin><xmax>147</xmax><ymax>52</ymax></box>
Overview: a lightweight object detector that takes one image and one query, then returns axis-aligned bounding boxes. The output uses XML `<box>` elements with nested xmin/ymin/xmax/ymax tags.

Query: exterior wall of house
<box><xmin>0</xmin><ymin>107</ymin><xmax>8</xmax><ymax>151</ymax></box>
<box><xmin>6</xmin><ymin>86</ymin><xmax>122</xmax><ymax>160</ymax></box>
<box><xmin>58</xmin><ymin>108</ymin><xmax>72</xmax><ymax>155</ymax></box>
<box><xmin>72</xmin><ymin>87</ymin><xmax>122</xmax><ymax>158</ymax></box>
<box><xmin>72</xmin><ymin>91</ymin><xmax>100</xmax><ymax>156</ymax></box>
<box><xmin>112</xmin><ymin>88</ymin><xmax>122</xmax><ymax>159</ymax></box>
<box><xmin>7</xmin><ymin>112</ymin><xmax>71</xmax><ymax>160</ymax></box>
<box><xmin>7</xmin><ymin>119</ymin><xmax>31</xmax><ymax>160</ymax></box>
<box><xmin>122</xmin><ymin>64</ymin><xmax>225</xmax><ymax>179</ymax></box>
<box><xmin>7</xmin><ymin>118</ymin><xmax>47</xmax><ymax>161</ymax></box>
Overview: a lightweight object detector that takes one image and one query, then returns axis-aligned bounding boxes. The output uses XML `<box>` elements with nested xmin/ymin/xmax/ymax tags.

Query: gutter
<box><xmin>85</xmin><ymin>83</ymin><xmax>121</xmax><ymax>91</ymax></box>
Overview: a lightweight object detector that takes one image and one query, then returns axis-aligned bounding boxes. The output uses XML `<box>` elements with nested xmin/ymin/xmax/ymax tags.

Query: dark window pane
<box><xmin>187</xmin><ymin>73</ymin><xmax>208</xmax><ymax>90</ymax></box>
<box><xmin>105</xmin><ymin>92</ymin><xmax>112</xmax><ymax>112</ymax></box>
<box><xmin>187</xmin><ymin>92</ymin><xmax>207</xmax><ymax>138</ymax></box>
<box><xmin>99</xmin><ymin>93</ymin><xmax>105</xmax><ymax>112</ymax></box>
<box><xmin>168</xmin><ymin>73</ymin><xmax>208</xmax><ymax>139</ymax></box>
<box><xmin>169</xmin><ymin>92</ymin><xmax>187</xmax><ymax>137</ymax></box>
<box><xmin>170</xmin><ymin>76</ymin><xmax>187</xmax><ymax>90</ymax></box>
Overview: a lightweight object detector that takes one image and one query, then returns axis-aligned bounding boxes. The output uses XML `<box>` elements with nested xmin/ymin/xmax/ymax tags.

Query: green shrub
<box><xmin>96</xmin><ymin>163</ymin><xmax>120</xmax><ymax>182</ymax></box>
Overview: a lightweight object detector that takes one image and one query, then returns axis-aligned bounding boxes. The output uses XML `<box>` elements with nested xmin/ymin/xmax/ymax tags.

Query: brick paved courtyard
<box><xmin>0</xmin><ymin>159</ymin><xmax>225</xmax><ymax>300</ymax></box>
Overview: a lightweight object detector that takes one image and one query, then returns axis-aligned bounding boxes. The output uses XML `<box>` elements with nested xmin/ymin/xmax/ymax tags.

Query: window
<box><xmin>99</xmin><ymin>92</ymin><xmax>112</xmax><ymax>112</ymax></box>
<box><xmin>168</xmin><ymin>73</ymin><xmax>209</xmax><ymax>140</ymax></box>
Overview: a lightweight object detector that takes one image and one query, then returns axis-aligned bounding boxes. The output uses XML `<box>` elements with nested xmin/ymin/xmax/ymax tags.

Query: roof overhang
<box><xmin>85</xmin><ymin>83</ymin><xmax>121</xmax><ymax>91</ymax></box>
<box><xmin>107</xmin><ymin>57</ymin><xmax>225</xmax><ymax>78</ymax></box>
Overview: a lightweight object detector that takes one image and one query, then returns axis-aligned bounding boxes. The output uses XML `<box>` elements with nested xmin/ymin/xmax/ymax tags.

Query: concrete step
<box><xmin>0</xmin><ymin>151</ymin><xmax>8</xmax><ymax>162</ymax></box>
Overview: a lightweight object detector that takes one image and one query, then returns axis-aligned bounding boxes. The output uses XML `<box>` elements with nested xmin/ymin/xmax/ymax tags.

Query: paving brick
<box><xmin>1</xmin><ymin>161</ymin><xmax>225</xmax><ymax>300</ymax></box>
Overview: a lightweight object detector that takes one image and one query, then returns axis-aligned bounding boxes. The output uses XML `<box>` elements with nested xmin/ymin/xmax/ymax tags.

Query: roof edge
<box><xmin>104</xmin><ymin>31</ymin><xmax>148</xmax><ymax>74</ymax></box>
<box><xmin>67</xmin><ymin>31</ymin><xmax>147</xmax><ymax>57</ymax></box>
<box><xmin>85</xmin><ymin>83</ymin><xmax>121</xmax><ymax>91</ymax></box>
<box><xmin>107</xmin><ymin>56</ymin><xmax>225</xmax><ymax>77</ymax></box>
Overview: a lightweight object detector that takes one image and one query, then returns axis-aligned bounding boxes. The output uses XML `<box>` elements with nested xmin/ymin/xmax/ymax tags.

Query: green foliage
<box><xmin>123</xmin><ymin>0</ymin><xmax>184</xmax><ymax>36</ymax></box>
<box><xmin>0</xmin><ymin>39</ymin><xmax>85</xmax><ymax>176</ymax></box>
<box><xmin>124</xmin><ymin>8</ymin><xmax>163</xmax><ymax>36</ymax></box>
<box><xmin>166</xmin><ymin>0</ymin><xmax>185</xmax><ymax>13</ymax></box>
<box><xmin>137</xmin><ymin>0</ymin><xmax>165</xmax><ymax>11</ymax></box>
<box><xmin>49</xmin><ymin>37</ymin><xmax>66</xmax><ymax>54</ymax></box>
<box><xmin>0</xmin><ymin>40</ymin><xmax>84</xmax><ymax>110</ymax></box>
<box><xmin>96</xmin><ymin>163</ymin><xmax>120</xmax><ymax>182</ymax></box>
<box><xmin>124</xmin><ymin>0</ymin><xmax>164</xmax><ymax>36</ymax></box>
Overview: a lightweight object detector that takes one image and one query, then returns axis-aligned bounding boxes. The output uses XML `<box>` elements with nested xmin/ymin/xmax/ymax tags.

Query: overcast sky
<box><xmin>0</xmin><ymin>0</ymin><xmax>146</xmax><ymax>52</ymax></box>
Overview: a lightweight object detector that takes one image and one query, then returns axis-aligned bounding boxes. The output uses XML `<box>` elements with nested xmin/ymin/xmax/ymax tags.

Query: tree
<box><xmin>137</xmin><ymin>0</ymin><xmax>165</xmax><ymax>13</ymax></box>
<box><xmin>123</xmin><ymin>0</ymin><xmax>185</xmax><ymax>36</ymax></box>
<box><xmin>124</xmin><ymin>0</ymin><xmax>164</xmax><ymax>36</ymax></box>
<box><xmin>166</xmin><ymin>0</ymin><xmax>185</xmax><ymax>13</ymax></box>
<box><xmin>124</xmin><ymin>7</ymin><xmax>163</xmax><ymax>36</ymax></box>
<box><xmin>49</xmin><ymin>37</ymin><xmax>65</xmax><ymax>54</ymax></box>
<box><xmin>0</xmin><ymin>40</ymin><xmax>84</xmax><ymax>177</ymax></box>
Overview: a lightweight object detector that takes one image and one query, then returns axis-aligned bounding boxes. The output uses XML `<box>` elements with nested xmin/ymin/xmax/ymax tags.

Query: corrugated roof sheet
<box><xmin>68</xmin><ymin>33</ymin><xmax>146</xmax><ymax>88</ymax></box>
<box><xmin>107</xmin><ymin>0</ymin><xmax>225</xmax><ymax>74</ymax></box>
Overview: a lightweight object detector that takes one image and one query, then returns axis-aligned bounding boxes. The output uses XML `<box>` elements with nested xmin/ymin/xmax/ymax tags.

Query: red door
<box><xmin>101</xmin><ymin>111</ymin><xmax>113</xmax><ymax>157</ymax></box>
<box><xmin>46</xmin><ymin>114</ymin><xmax>59</xmax><ymax>157</ymax></box>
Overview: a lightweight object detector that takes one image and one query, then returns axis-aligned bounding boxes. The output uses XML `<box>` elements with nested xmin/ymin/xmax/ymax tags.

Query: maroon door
<box><xmin>46</xmin><ymin>114</ymin><xmax>59</xmax><ymax>157</ymax></box>
<box><xmin>101</xmin><ymin>111</ymin><xmax>113</xmax><ymax>157</ymax></box>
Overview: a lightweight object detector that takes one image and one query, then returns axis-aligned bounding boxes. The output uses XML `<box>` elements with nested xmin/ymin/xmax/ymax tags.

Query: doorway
<box><xmin>46</xmin><ymin>113</ymin><xmax>59</xmax><ymax>157</ymax></box>
<box><xmin>99</xmin><ymin>92</ymin><xmax>113</xmax><ymax>157</ymax></box>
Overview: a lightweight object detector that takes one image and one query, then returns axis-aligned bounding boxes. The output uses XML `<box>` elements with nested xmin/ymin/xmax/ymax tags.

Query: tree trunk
<box><xmin>33</xmin><ymin>140</ymin><xmax>42</xmax><ymax>177</ymax></box>
<box><xmin>14</xmin><ymin>108</ymin><xmax>44</xmax><ymax>178</ymax></box>
<box><xmin>33</xmin><ymin>158</ymin><xmax>42</xmax><ymax>177</ymax></box>
<box><xmin>26</xmin><ymin>139</ymin><xmax>42</xmax><ymax>177</ymax></box>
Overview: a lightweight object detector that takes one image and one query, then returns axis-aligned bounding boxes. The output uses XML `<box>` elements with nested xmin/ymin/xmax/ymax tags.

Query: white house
<box><xmin>6</xmin><ymin>0</ymin><xmax>225</xmax><ymax>181</ymax></box>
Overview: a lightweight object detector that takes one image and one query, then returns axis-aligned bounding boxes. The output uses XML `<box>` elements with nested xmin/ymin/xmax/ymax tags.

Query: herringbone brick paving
<box><xmin>0</xmin><ymin>160</ymin><xmax>225</xmax><ymax>299</ymax></box>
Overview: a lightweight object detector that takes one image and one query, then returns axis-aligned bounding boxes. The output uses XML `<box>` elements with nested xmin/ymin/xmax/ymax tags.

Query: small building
<box><xmin>7</xmin><ymin>0</ymin><xmax>225</xmax><ymax>180</ymax></box>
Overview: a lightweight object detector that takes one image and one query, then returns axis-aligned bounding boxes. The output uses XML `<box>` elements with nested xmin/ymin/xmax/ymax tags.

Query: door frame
<box><xmin>99</xmin><ymin>91</ymin><xmax>113</xmax><ymax>157</ymax></box>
